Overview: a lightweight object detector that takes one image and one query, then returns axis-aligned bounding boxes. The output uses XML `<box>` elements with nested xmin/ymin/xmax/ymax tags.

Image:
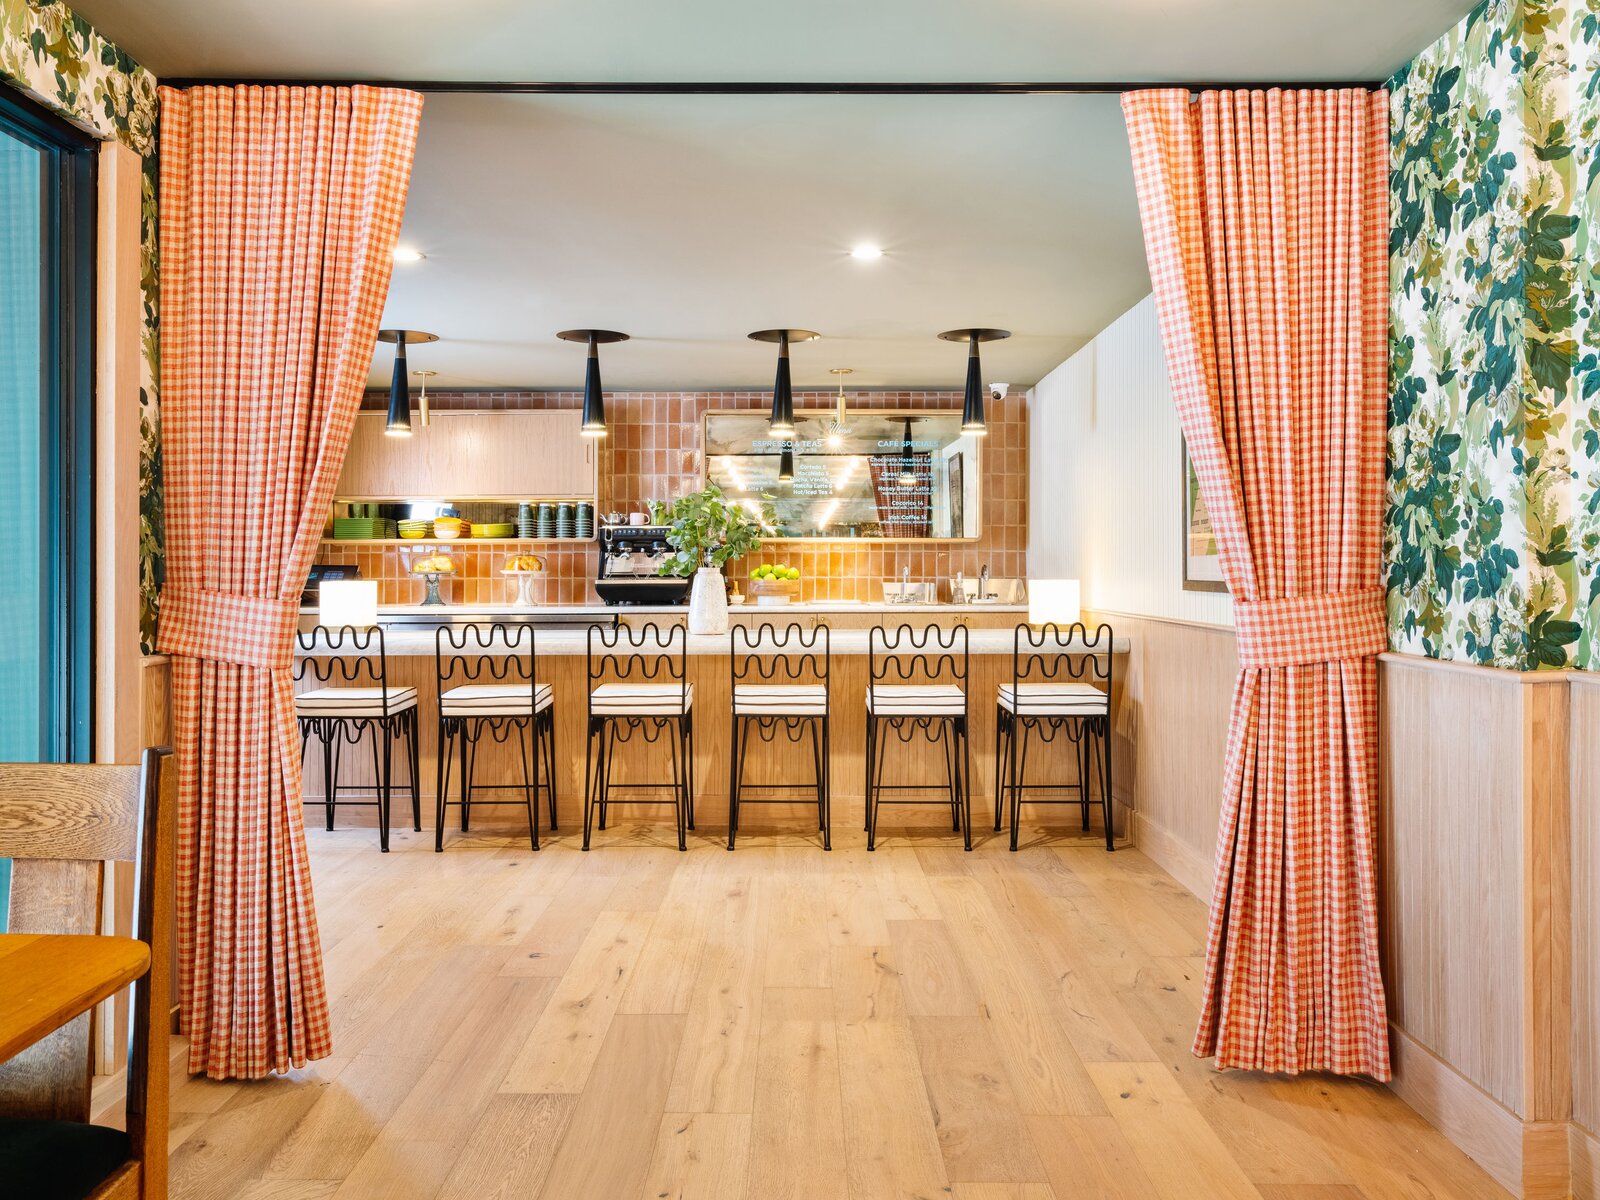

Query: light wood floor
<box><xmin>152</xmin><ymin>818</ymin><xmax>1509</xmax><ymax>1200</ymax></box>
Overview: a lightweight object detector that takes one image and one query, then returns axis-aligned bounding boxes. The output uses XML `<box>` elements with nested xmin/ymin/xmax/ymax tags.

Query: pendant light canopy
<box><xmin>938</xmin><ymin>327</ymin><xmax>1010</xmax><ymax>436</ymax></box>
<box><xmin>376</xmin><ymin>329</ymin><xmax>439</xmax><ymax>438</ymax></box>
<box><xmin>558</xmin><ymin>329</ymin><xmax>629</xmax><ymax>438</ymax></box>
<box><xmin>749</xmin><ymin>328</ymin><xmax>820</xmax><ymax>437</ymax></box>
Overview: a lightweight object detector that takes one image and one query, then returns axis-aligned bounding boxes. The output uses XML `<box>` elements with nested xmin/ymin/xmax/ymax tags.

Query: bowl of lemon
<box><xmin>748</xmin><ymin>562</ymin><xmax>801</xmax><ymax>605</ymax></box>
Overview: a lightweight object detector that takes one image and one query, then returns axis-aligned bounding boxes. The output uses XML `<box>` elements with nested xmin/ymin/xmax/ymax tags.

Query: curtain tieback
<box><xmin>156</xmin><ymin>586</ymin><xmax>302</xmax><ymax>671</ymax></box>
<box><xmin>1232</xmin><ymin>587</ymin><xmax>1387</xmax><ymax>670</ymax></box>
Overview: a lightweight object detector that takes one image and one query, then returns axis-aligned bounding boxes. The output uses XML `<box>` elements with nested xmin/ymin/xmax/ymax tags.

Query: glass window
<box><xmin>0</xmin><ymin>89</ymin><xmax>96</xmax><ymax>929</ymax></box>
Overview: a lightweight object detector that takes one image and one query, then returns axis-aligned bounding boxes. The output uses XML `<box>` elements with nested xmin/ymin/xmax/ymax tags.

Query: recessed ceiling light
<box><xmin>849</xmin><ymin>244</ymin><xmax>883</xmax><ymax>261</ymax></box>
<box><xmin>393</xmin><ymin>246</ymin><xmax>426</xmax><ymax>263</ymax></box>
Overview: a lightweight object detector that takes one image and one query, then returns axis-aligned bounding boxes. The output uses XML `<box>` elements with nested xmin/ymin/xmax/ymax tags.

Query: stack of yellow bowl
<box><xmin>433</xmin><ymin>516</ymin><xmax>466</xmax><ymax>540</ymax></box>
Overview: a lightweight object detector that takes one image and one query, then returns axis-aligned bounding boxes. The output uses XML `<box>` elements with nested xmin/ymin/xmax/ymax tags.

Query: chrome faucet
<box><xmin>978</xmin><ymin>563</ymin><xmax>990</xmax><ymax>601</ymax></box>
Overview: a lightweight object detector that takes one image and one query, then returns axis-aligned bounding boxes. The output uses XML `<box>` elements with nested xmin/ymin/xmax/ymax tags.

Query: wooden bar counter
<box><xmin>295</xmin><ymin>604</ymin><xmax>1129</xmax><ymax>842</ymax></box>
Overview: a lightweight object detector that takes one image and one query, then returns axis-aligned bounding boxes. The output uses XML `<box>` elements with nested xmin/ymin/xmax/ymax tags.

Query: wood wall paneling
<box><xmin>1571</xmin><ymin>677</ymin><xmax>1600</xmax><ymax>1141</ymax></box>
<box><xmin>1090</xmin><ymin>610</ymin><xmax>1234</xmax><ymax>900</ymax></box>
<box><xmin>1378</xmin><ymin>656</ymin><xmax>1525</xmax><ymax>1115</ymax></box>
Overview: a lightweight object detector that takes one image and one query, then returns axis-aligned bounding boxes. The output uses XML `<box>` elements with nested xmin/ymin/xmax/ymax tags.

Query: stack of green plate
<box><xmin>332</xmin><ymin>517</ymin><xmax>398</xmax><ymax>539</ymax></box>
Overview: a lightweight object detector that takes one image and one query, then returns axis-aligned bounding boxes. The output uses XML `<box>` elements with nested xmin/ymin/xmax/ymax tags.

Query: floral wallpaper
<box><xmin>1389</xmin><ymin>0</ymin><xmax>1599</xmax><ymax>670</ymax></box>
<box><xmin>0</xmin><ymin>0</ymin><xmax>162</xmax><ymax>649</ymax></box>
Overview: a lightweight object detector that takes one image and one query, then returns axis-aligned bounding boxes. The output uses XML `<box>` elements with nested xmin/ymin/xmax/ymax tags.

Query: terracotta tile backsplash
<box><xmin>326</xmin><ymin>389</ymin><xmax>1027</xmax><ymax>605</ymax></box>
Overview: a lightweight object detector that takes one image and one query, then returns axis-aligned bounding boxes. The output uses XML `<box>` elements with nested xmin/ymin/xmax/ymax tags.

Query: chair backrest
<box><xmin>435</xmin><ymin>622</ymin><xmax>539</xmax><ymax>707</ymax></box>
<box><xmin>869</xmin><ymin>623</ymin><xmax>969</xmax><ymax>696</ymax></box>
<box><xmin>296</xmin><ymin>624</ymin><xmax>395</xmax><ymax>710</ymax></box>
<box><xmin>0</xmin><ymin>748</ymin><xmax>174</xmax><ymax>1196</ymax></box>
<box><xmin>730</xmin><ymin>622</ymin><xmax>829</xmax><ymax>693</ymax></box>
<box><xmin>587</xmin><ymin>621</ymin><xmax>688</xmax><ymax>713</ymax></box>
<box><xmin>1012</xmin><ymin>621</ymin><xmax>1115</xmax><ymax>714</ymax></box>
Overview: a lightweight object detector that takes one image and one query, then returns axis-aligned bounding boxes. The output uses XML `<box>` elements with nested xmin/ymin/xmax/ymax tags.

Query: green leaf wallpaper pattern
<box><xmin>1389</xmin><ymin>0</ymin><xmax>1599</xmax><ymax>670</ymax></box>
<box><xmin>0</xmin><ymin>0</ymin><xmax>162</xmax><ymax>651</ymax></box>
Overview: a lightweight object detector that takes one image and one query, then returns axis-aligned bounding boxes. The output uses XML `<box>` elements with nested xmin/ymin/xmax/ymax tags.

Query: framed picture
<box><xmin>1182</xmin><ymin>437</ymin><xmax>1227</xmax><ymax>593</ymax></box>
<box><xmin>947</xmin><ymin>451</ymin><xmax>965</xmax><ymax>539</ymax></box>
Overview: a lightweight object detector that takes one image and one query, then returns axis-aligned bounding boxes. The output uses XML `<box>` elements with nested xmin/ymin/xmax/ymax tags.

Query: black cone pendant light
<box><xmin>778</xmin><ymin>442</ymin><xmax>794</xmax><ymax>483</ymax></box>
<box><xmin>938</xmin><ymin>327</ymin><xmax>1011</xmax><ymax>436</ymax></box>
<box><xmin>558</xmin><ymin>329</ymin><xmax>630</xmax><ymax>437</ymax></box>
<box><xmin>749</xmin><ymin>329</ymin><xmax>820</xmax><ymax>437</ymax></box>
<box><xmin>376</xmin><ymin>329</ymin><xmax>439</xmax><ymax>437</ymax></box>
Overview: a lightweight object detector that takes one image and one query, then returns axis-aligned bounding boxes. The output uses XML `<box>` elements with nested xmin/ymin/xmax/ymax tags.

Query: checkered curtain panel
<box><xmin>155</xmin><ymin>85</ymin><xmax>423</xmax><ymax>1079</ymax></box>
<box><xmin>1121</xmin><ymin>89</ymin><xmax>1391</xmax><ymax>1077</ymax></box>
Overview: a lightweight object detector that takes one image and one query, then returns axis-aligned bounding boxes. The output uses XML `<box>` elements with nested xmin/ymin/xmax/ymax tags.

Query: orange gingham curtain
<box><xmin>155</xmin><ymin>85</ymin><xmax>422</xmax><ymax>1079</ymax></box>
<box><xmin>1121</xmin><ymin>89</ymin><xmax>1391</xmax><ymax>1077</ymax></box>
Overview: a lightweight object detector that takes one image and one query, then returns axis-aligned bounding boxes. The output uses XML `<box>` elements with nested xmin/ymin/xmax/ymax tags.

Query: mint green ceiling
<box><xmin>68</xmin><ymin>0</ymin><xmax>1478</xmax><ymax>388</ymax></box>
<box><xmin>72</xmin><ymin>0</ymin><xmax>1475</xmax><ymax>85</ymax></box>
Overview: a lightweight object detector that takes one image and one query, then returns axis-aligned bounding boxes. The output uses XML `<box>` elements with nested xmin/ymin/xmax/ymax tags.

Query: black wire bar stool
<box><xmin>993</xmin><ymin>621</ymin><xmax>1115</xmax><ymax>851</ymax></box>
<box><xmin>295</xmin><ymin>624</ymin><xmax>420</xmax><ymax>852</ymax></box>
<box><xmin>433</xmin><ymin>622</ymin><xmax>557</xmax><ymax>852</ymax></box>
<box><xmin>865</xmin><ymin>623</ymin><xmax>972</xmax><ymax>852</ymax></box>
<box><xmin>583</xmin><ymin>622</ymin><xmax>695</xmax><ymax>851</ymax></box>
<box><xmin>727</xmin><ymin>622</ymin><xmax>831</xmax><ymax>851</ymax></box>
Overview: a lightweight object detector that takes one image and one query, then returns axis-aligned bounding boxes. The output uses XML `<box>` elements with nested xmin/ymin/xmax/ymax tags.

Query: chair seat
<box><xmin>0</xmin><ymin>1119</ymin><xmax>131</xmax><ymax>1200</ymax></box>
<box><xmin>295</xmin><ymin>686</ymin><xmax>418</xmax><ymax>717</ymax></box>
<box><xmin>734</xmin><ymin>684</ymin><xmax>827</xmax><ymax>716</ymax></box>
<box><xmin>998</xmin><ymin>682</ymin><xmax>1108</xmax><ymax>716</ymax></box>
<box><xmin>591</xmin><ymin>683</ymin><xmax>694</xmax><ymax>716</ymax></box>
<box><xmin>866</xmin><ymin>684</ymin><xmax>966</xmax><ymax>716</ymax></box>
<box><xmin>441</xmin><ymin>682</ymin><xmax>554</xmax><ymax>717</ymax></box>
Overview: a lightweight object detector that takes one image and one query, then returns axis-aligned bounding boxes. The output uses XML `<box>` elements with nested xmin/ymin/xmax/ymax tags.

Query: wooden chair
<box><xmin>0</xmin><ymin>748</ymin><xmax>176</xmax><ymax>1200</ymax></box>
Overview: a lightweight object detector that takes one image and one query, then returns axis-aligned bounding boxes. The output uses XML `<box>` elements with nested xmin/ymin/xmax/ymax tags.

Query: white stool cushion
<box><xmin>590</xmin><ymin>683</ymin><xmax>694</xmax><ymax>716</ymax></box>
<box><xmin>441</xmin><ymin>683</ymin><xmax>554</xmax><ymax>717</ymax></box>
<box><xmin>998</xmin><ymin>683</ymin><xmax>1108</xmax><ymax>716</ymax></box>
<box><xmin>866</xmin><ymin>684</ymin><xmax>966</xmax><ymax>716</ymax></box>
<box><xmin>295</xmin><ymin>686</ymin><xmax>417</xmax><ymax>717</ymax></box>
<box><xmin>734</xmin><ymin>684</ymin><xmax>827</xmax><ymax>716</ymax></box>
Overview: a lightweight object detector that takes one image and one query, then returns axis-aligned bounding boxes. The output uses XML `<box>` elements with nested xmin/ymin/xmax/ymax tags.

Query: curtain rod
<box><xmin>158</xmin><ymin>79</ymin><xmax>1387</xmax><ymax>95</ymax></box>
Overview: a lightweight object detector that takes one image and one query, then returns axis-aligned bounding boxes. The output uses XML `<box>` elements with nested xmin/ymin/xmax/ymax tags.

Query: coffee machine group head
<box><xmin>594</xmin><ymin>525</ymin><xmax>692</xmax><ymax>606</ymax></box>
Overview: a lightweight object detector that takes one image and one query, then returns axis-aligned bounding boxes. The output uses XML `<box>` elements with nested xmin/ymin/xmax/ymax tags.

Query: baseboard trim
<box><xmin>1573</xmin><ymin>1121</ymin><xmax>1600</xmax><ymax>1200</ymax></box>
<box><xmin>1389</xmin><ymin>1024</ymin><xmax>1526</xmax><ymax>1194</ymax></box>
<box><xmin>1129</xmin><ymin>809</ymin><xmax>1212</xmax><ymax>900</ymax></box>
<box><xmin>1388</xmin><ymin>1024</ymin><xmax>1578</xmax><ymax>1199</ymax></box>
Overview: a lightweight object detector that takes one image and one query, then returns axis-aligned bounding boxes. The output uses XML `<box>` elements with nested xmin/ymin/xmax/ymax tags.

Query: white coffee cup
<box><xmin>629</xmin><ymin>511</ymin><xmax>649</xmax><ymax>525</ymax></box>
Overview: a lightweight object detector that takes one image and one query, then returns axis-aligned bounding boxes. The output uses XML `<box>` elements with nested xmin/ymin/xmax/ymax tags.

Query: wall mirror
<box><xmin>703</xmin><ymin>410</ymin><xmax>981</xmax><ymax>540</ymax></box>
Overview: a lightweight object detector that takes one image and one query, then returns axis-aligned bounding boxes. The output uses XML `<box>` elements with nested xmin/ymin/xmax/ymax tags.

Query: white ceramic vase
<box><xmin>688</xmin><ymin>565</ymin><xmax>729</xmax><ymax>635</ymax></box>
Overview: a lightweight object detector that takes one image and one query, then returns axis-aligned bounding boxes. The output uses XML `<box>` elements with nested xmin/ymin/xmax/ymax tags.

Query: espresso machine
<box><xmin>595</xmin><ymin>525</ymin><xmax>692</xmax><ymax>606</ymax></box>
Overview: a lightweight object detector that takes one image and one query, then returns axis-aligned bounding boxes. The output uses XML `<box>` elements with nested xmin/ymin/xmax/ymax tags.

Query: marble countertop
<box><xmin>299</xmin><ymin>624</ymin><xmax>1127</xmax><ymax>657</ymax></box>
<box><xmin>302</xmin><ymin>601</ymin><xmax>1030</xmax><ymax>617</ymax></box>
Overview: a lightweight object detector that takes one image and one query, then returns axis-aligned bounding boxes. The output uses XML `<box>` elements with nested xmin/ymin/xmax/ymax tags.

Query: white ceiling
<box><xmin>71</xmin><ymin>0</ymin><xmax>1475</xmax><ymax>389</ymax></box>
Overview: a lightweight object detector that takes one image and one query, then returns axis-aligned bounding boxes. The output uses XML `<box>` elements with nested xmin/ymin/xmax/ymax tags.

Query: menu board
<box><xmin>702</xmin><ymin>411</ymin><xmax>981</xmax><ymax>540</ymax></box>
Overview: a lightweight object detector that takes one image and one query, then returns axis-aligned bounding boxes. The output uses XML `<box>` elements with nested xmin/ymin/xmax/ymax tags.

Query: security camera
<box><xmin>988</xmin><ymin>382</ymin><xmax>1008</xmax><ymax>401</ymax></box>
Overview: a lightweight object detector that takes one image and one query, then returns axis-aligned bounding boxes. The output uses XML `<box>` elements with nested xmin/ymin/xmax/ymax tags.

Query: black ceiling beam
<box><xmin>159</xmin><ymin>79</ymin><xmax>1387</xmax><ymax>95</ymax></box>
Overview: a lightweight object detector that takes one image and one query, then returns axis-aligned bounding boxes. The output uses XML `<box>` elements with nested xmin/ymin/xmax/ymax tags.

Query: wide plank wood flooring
<box><xmin>150</xmin><ymin>821</ymin><xmax>1509</xmax><ymax>1199</ymax></box>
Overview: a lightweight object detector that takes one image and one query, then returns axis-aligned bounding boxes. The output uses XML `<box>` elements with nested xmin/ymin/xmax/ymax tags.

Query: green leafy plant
<box><xmin>654</xmin><ymin>482</ymin><xmax>762</xmax><ymax>576</ymax></box>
